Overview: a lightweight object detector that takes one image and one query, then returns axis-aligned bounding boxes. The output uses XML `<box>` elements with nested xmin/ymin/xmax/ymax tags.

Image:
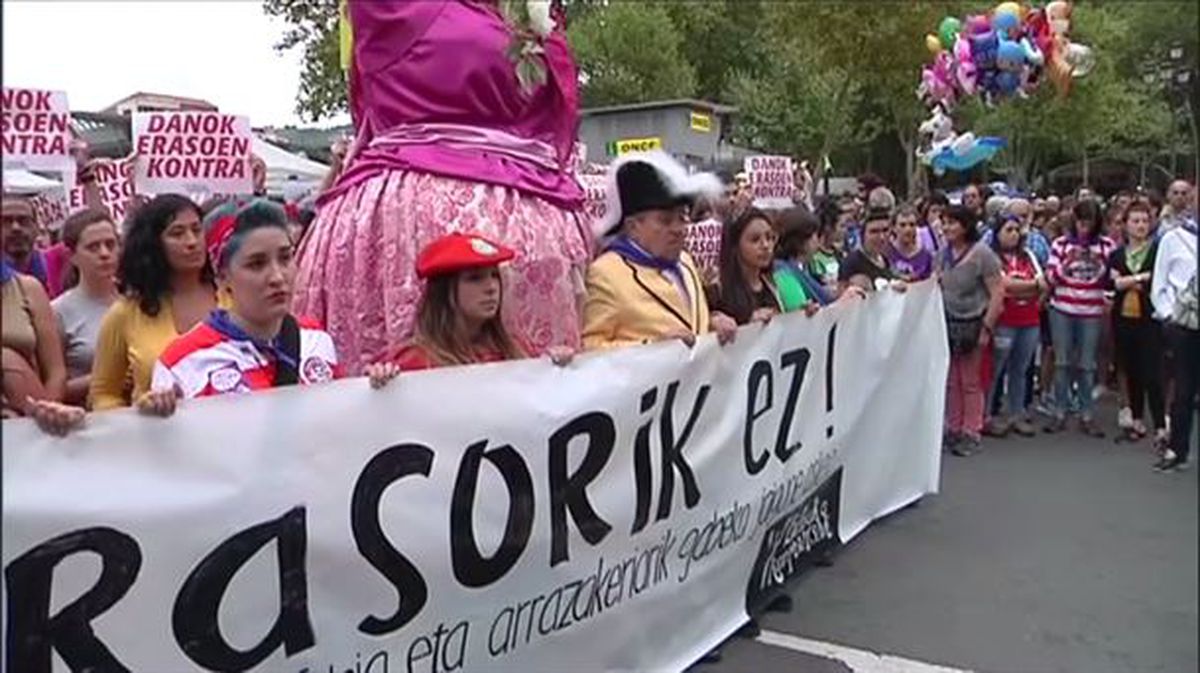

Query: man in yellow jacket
<box><xmin>583</xmin><ymin>152</ymin><xmax>737</xmax><ymax>351</ymax></box>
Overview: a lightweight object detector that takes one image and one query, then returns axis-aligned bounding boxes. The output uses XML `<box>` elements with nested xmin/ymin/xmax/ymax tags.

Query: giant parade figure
<box><xmin>294</xmin><ymin>1</ymin><xmax>591</xmax><ymax>372</ymax></box>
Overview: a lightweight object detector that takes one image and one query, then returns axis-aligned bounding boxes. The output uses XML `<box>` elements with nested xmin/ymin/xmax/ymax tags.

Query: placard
<box><xmin>133</xmin><ymin>112</ymin><xmax>253</xmax><ymax>196</ymax></box>
<box><xmin>0</xmin><ymin>88</ymin><xmax>74</xmax><ymax>176</ymax></box>
<box><xmin>745</xmin><ymin>155</ymin><xmax>795</xmax><ymax>210</ymax></box>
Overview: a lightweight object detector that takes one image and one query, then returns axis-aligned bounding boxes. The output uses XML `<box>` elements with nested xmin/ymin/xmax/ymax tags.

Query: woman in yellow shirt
<box><xmin>90</xmin><ymin>195</ymin><xmax>219</xmax><ymax>410</ymax></box>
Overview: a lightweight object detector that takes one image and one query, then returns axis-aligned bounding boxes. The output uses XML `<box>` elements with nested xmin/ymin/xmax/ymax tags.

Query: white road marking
<box><xmin>756</xmin><ymin>630</ymin><xmax>974</xmax><ymax>673</ymax></box>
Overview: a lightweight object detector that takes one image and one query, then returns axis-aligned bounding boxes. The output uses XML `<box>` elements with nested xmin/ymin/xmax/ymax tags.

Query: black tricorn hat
<box><xmin>597</xmin><ymin>151</ymin><xmax>723</xmax><ymax>237</ymax></box>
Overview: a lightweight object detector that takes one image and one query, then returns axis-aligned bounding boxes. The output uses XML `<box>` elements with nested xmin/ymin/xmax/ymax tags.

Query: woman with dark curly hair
<box><xmin>89</xmin><ymin>194</ymin><xmax>218</xmax><ymax>410</ymax></box>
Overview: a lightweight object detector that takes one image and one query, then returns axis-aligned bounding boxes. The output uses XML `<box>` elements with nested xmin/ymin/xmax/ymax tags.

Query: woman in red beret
<box><xmin>366</xmin><ymin>233</ymin><xmax>573</xmax><ymax>387</ymax></box>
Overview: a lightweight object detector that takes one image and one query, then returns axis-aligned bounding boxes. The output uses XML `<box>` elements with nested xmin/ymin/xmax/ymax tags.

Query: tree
<box><xmin>727</xmin><ymin>45</ymin><xmax>866</xmax><ymax>174</ymax></box>
<box><xmin>262</xmin><ymin>0</ymin><xmax>344</xmax><ymax>122</ymax></box>
<box><xmin>567</xmin><ymin>3</ymin><xmax>697</xmax><ymax>107</ymax></box>
<box><xmin>664</xmin><ymin>1</ymin><xmax>770</xmax><ymax>103</ymax></box>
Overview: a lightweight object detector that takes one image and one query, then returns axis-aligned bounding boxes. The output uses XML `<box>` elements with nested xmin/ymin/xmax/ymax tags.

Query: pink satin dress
<box><xmin>294</xmin><ymin>1</ymin><xmax>591</xmax><ymax>373</ymax></box>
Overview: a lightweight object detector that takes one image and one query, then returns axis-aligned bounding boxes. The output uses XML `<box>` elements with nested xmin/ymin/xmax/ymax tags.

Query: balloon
<box><xmin>938</xmin><ymin>17</ymin><xmax>962</xmax><ymax>49</ymax></box>
<box><xmin>1065</xmin><ymin>43</ymin><xmax>1095</xmax><ymax>77</ymax></box>
<box><xmin>1020</xmin><ymin>37</ymin><xmax>1044</xmax><ymax>66</ymax></box>
<box><xmin>970</xmin><ymin>31</ymin><xmax>1000</xmax><ymax>70</ymax></box>
<box><xmin>1046</xmin><ymin>0</ymin><xmax>1072</xmax><ymax>36</ymax></box>
<box><xmin>929</xmin><ymin>137</ymin><xmax>1006</xmax><ymax>176</ymax></box>
<box><xmin>992</xmin><ymin>10</ymin><xmax>1019</xmax><ymax>36</ymax></box>
<box><xmin>926</xmin><ymin>34</ymin><xmax>943</xmax><ymax>53</ymax></box>
<box><xmin>954</xmin><ymin>36</ymin><xmax>978</xmax><ymax>94</ymax></box>
<box><xmin>919</xmin><ymin>52</ymin><xmax>957</xmax><ymax>107</ymax></box>
<box><xmin>965</xmin><ymin>14</ymin><xmax>991</xmax><ymax>35</ymax></box>
<box><xmin>995</xmin><ymin>1</ymin><xmax>1024</xmax><ymax>19</ymax></box>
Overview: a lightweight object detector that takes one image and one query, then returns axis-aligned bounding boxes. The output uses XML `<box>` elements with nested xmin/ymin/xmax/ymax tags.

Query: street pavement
<box><xmin>696</xmin><ymin>409</ymin><xmax>1198</xmax><ymax>673</ymax></box>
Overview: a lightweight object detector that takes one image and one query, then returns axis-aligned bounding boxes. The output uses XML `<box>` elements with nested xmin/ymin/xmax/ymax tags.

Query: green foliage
<box><xmin>567</xmin><ymin>3</ymin><xmax>697</xmax><ymax>107</ymax></box>
<box><xmin>262</xmin><ymin>0</ymin><xmax>344</xmax><ymax>122</ymax></box>
<box><xmin>262</xmin><ymin>0</ymin><xmax>1197</xmax><ymax>185</ymax></box>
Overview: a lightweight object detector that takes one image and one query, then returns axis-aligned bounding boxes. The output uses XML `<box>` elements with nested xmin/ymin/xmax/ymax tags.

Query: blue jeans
<box><xmin>991</xmin><ymin>324</ymin><xmax>1040</xmax><ymax>418</ymax></box>
<box><xmin>1049</xmin><ymin>309</ymin><xmax>1103</xmax><ymax>419</ymax></box>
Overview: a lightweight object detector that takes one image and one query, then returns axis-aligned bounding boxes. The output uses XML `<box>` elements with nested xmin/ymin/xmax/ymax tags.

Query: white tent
<box><xmin>2</xmin><ymin>169</ymin><xmax>63</xmax><ymax>195</ymax></box>
<box><xmin>252</xmin><ymin>136</ymin><xmax>329</xmax><ymax>200</ymax></box>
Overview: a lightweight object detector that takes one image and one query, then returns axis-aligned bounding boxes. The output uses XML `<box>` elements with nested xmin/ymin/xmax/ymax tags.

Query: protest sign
<box><xmin>68</xmin><ymin>156</ymin><xmax>138</xmax><ymax>222</ymax></box>
<box><xmin>685</xmin><ymin>216</ymin><xmax>723</xmax><ymax>280</ymax></box>
<box><xmin>4</xmin><ymin>283</ymin><xmax>948</xmax><ymax>673</ymax></box>
<box><xmin>578</xmin><ymin>172</ymin><xmax>609</xmax><ymax>232</ymax></box>
<box><xmin>133</xmin><ymin>111</ymin><xmax>253</xmax><ymax>196</ymax></box>
<box><xmin>745</xmin><ymin>155</ymin><xmax>795</xmax><ymax>210</ymax></box>
<box><xmin>1</xmin><ymin>88</ymin><xmax>74</xmax><ymax>177</ymax></box>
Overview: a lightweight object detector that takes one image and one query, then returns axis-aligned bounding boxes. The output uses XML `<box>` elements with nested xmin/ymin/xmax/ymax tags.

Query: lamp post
<box><xmin>1142</xmin><ymin>42</ymin><xmax>1199</xmax><ymax>181</ymax></box>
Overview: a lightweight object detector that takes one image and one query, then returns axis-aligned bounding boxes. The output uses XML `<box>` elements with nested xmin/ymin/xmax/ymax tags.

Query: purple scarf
<box><xmin>606</xmin><ymin>236</ymin><xmax>684</xmax><ymax>284</ymax></box>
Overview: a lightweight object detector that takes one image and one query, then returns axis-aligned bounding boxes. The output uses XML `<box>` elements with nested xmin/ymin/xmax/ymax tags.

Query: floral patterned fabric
<box><xmin>294</xmin><ymin>170</ymin><xmax>592</xmax><ymax>374</ymax></box>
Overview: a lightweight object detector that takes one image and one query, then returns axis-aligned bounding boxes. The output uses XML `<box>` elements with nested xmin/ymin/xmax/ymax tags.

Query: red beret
<box><xmin>416</xmin><ymin>233</ymin><xmax>516</xmax><ymax>279</ymax></box>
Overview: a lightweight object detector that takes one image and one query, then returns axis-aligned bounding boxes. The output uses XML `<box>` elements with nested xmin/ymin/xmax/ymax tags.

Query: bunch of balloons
<box><xmin>918</xmin><ymin>0</ymin><xmax>1096</xmax><ymax>110</ymax></box>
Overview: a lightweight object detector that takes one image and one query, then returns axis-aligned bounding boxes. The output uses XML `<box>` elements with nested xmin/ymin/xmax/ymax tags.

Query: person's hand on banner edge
<box><xmin>751</xmin><ymin>307</ymin><xmax>777</xmax><ymax>324</ymax></box>
<box><xmin>547</xmin><ymin>346</ymin><xmax>575</xmax><ymax>367</ymax></box>
<box><xmin>136</xmin><ymin>387</ymin><xmax>180</xmax><ymax>417</ymax></box>
<box><xmin>26</xmin><ymin>398</ymin><xmax>85</xmax><ymax>436</ymax></box>
<box><xmin>889</xmin><ymin>279</ymin><xmax>909</xmax><ymax>293</ymax></box>
<box><xmin>803</xmin><ymin>302</ymin><xmax>821</xmax><ymax>317</ymax></box>
<box><xmin>365</xmin><ymin>362</ymin><xmax>402</xmax><ymax>389</ymax></box>
<box><xmin>836</xmin><ymin>285</ymin><xmax>868</xmax><ymax>303</ymax></box>
<box><xmin>711</xmin><ymin>313</ymin><xmax>738</xmax><ymax>346</ymax></box>
<box><xmin>658</xmin><ymin>326</ymin><xmax>697</xmax><ymax>348</ymax></box>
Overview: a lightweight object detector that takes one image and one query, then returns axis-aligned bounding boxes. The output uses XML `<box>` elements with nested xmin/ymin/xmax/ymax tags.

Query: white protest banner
<box><xmin>68</xmin><ymin>156</ymin><xmax>138</xmax><ymax>222</ymax></box>
<box><xmin>1</xmin><ymin>88</ymin><xmax>74</xmax><ymax>176</ymax></box>
<box><xmin>685</xmin><ymin>217</ymin><xmax>723</xmax><ymax>280</ymax></box>
<box><xmin>3</xmin><ymin>283</ymin><xmax>948</xmax><ymax>673</ymax></box>
<box><xmin>133</xmin><ymin>111</ymin><xmax>253</xmax><ymax>196</ymax></box>
<box><xmin>745</xmin><ymin>155</ymin><xmax>795</xmax><ymax>210</ymax></box>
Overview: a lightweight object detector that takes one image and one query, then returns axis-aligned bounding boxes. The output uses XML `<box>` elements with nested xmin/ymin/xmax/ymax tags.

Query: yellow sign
<box><xmin>690</xmin><ymin>111</ymin><xmax>712</xmax><ymax>133</ymax></box>
<box><xmin>608</xmin><ymin>137</ymin><xmax>664</xmax><ymax>156</ymax></box>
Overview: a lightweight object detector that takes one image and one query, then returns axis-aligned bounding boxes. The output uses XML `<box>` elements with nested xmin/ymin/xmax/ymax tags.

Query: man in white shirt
<box><xmin>1150</xmin><ymin>220</ymin><xmax>1198</xmax><ymax>471</ymax></box>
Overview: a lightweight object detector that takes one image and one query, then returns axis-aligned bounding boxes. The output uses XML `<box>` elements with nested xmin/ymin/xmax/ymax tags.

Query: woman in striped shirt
<box><xmin>1044</xmin><ymin>200</ymin><xmax>1117</xmax><ymax>436</ymax></box>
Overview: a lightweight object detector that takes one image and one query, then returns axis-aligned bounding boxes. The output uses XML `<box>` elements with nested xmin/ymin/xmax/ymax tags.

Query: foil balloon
<box><xmin>919</xmin><ymin>51</ymin><xmax>958</xmax><ymax>107</ymax></box>
<box><xmin>954</xmin><ymin>36</ymin><xmax>978</xmax><ymax>94</ymax></box>
<box><xmin>1065</xmin><ymin>43</ymin><xmax>1095</xmax><ymax>77</ymax></box>
<box><xmin>965</xmin><ymin>14</ymin><xmax>992</xmax><ymax>35</ymax></box>
<box><xmin>929</xmin><ymin>137</ymin><xmax>1006</xmax><ymax>176</ymax></box>
<box><xmin>993</xmin><ymin>39</ymin><xmax>1027</xmax><ymax>97</ymax></box>
<box><xmin>926</xmin><ymin>33</ymin><xmax>944</xmax><ymax>53</ymax></box>
<box><xmin>992</xmin><ymin>10</ymin><xmax>1020</xmax><ymax>39</ymax></box>
<box><xmin>938</xmin><ymin>16</ymin><xmax>962</xmax><ymax>49</ymax></box>
<box><xmin>995</xmin><ymin>1</ymin><xmax>1024</xmax><ymax>20</ymax></box>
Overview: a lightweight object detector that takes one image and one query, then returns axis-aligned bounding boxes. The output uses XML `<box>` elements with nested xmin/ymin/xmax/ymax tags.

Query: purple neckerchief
<box><xmin>0</xmin><ymin>259</ymin><xmax>15</xmax><ymax>284</ymax></box>
<box><xmin>607</xmin><ymin>236</ymin><xmax>684</xmax><ymax>285</ymax></box>
<box><xmin>205</xmin><ymin>309</ymin><xmax>298</xmax><ymax>373</ymax></box>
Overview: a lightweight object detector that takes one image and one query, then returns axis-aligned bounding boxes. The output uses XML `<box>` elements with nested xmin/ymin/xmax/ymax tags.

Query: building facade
<box><xmin>577</xmin><ymin>99</ymin><xmax>752</xmax><ymax>172</ymax></box>
<box><xmin>103</xmin><ymin>92</ymin><xmax>218</xmax><ymax>116</ymax></box>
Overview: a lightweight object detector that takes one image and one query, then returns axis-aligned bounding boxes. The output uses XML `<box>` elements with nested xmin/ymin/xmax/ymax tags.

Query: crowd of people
<box><xmin>5</xmin><ymin>151</ymin><xmax>1196</xmax><ymax>475</ymax></box>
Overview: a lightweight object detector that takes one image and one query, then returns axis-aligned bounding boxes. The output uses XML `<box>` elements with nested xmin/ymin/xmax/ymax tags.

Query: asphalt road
<box><xmin>697</xmin><ymin>410</ymin><xmax>1199</xmax><ymax>673</ymax></box>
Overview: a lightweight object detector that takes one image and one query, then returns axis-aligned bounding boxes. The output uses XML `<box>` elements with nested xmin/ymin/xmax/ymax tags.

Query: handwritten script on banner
<box><xmin>1</xmin><ymin>88</ymin><xmax>74</xmax><ymax>176</ymax></box>
<box><xmin>133</xmin><ymin>111</ymin><xmax>253</xmax><ymax>196</ymax></box>
<box><xmin>745</xmin><ymin>155</ymin><xmax>795</xmax><ymax>210</ymax></box>
<box><xmin>3</xmin><ymin>283</ymin><xmax>949</xmax><ymax>673</ymax></box>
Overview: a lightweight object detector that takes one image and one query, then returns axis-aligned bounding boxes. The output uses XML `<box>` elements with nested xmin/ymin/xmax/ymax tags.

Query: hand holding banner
<box><xmin>3</xmin><ymin>284</ymin><xmax>949</xmax><ymax>673</ymax></box>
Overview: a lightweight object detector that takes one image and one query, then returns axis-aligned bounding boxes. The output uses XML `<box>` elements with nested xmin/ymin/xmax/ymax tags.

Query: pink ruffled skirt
<box><xmin>294</xmin><ymin>171</ymin><xmax>592</xmax><ymax>374</ymax></box>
